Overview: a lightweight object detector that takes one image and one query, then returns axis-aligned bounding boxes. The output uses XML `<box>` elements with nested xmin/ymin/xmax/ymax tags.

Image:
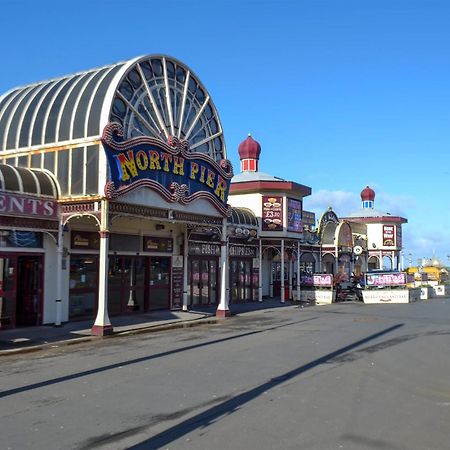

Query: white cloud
<box><xmin>305</xmin><ymin>189</ymin><xmax>359</xmax><ymax>219</ymax></box>
<box><xmin>305</xmin><ymin>189</ymin><xmax>449</xmax><ymax>266</ymax></box>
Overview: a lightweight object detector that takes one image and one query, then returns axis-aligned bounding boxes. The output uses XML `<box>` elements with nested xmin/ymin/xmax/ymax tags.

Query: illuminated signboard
<box><xmin>366</xmin><ymin>272</ymin><xmax>406</xmax><ymax>286</ymax></box>
<box><xmin>287</xmin><ymin>198</ymin><xmax>302</xmax><ymax>233</ymax></box>
<box><xmin>301</xmin><ymin>274</ymin><xmax>333</xmax><ymax>287</ymax></box>
<box><xmin>262</xmin><ymin>196</ymin><xmax>283</xmax><ymax>231</ymax></box>
<box><xmin>102</xmin><ymin>122</ymin><xmax>233</xmax><ymax>216</ymax></box>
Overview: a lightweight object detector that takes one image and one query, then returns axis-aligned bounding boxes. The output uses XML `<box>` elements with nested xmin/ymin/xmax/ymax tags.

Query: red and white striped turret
<box><xmin>238</xmin><ymin>134</ymin><xmax>261</xmax><ymax>173</ymax></box>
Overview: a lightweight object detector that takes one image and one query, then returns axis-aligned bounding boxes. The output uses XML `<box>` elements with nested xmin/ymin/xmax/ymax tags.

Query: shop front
<box><xmin>0</xmin><ymin>165</ymin><xmax>59</xmax><ymax>329</ymax></box>
<box><xmin>229</xmin><ymin>244</ymin><xmax>258</xmax><ymax>303</ymax></box>
<box><xmin>187</xmin><ymin>241</ymin><xmax>220</xmax><ymax>307</ymax></box>
<box><xmin>0</xmin><ymin>54</ymin><xmax>235</xmax><ymax>332</ymax></box>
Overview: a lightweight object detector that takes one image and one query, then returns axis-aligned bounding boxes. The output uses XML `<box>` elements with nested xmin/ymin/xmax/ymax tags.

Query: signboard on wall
<box><xmin>262</xmin><ymin>196</ymin><xmax>283</xmax><ymax>231</ymax></box>
<box><xmin>143</xmin><ymin>236</ymin><xmax>173</xmax><ymax>253</ymax></box>
<box><xmin>366</xmin><ymin>272</ymin><xmax>406</xmax><ymax>286</ymax></box>
<box><xmin>229</xmin><ymin>245</ymin><xmax>257</xmax><ymax>258</ymax></box>
<box><xmin>102</xmin><ymin>122</ymin><xmax>233</xmax><ymax>216</ymax></box>
<box><xmin>383</xmin><ymin>225</ymin><xmax>395</xmax><ymax>246</ymax></box>
<box><xmin>287</xmin><ymin>198</ymin><xmax>303</xmax><ymax>233</ymax></box>
<box><xmin>0</xmin><ymin>192</ymin><xmax>58</xmax><ymax>220</ymax></box>
<box><xmin>171</xmin><ymin>255</ymin><xmax>183</xmax><ymax>309</ymax></box>
<box><xmin>71</xmin><ymin>231</ymin><xmax>100</xmax><ymax>250</ymax></box>
<box><xmin>301</xmin><ymin>274</ymin><xmax>333</xmax><ymax>287</ymax></box>
<box><xmin>188</xmin><ymin>243</ymin><xmax>221</xmax><ymax>256</ymax></box>
<box><xmin>396</xmin><ymin>226</ymin><xmax>402</xmax><ymax>248</ymax></box>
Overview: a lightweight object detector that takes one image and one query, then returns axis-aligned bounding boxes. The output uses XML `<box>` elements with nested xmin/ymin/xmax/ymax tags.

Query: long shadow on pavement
<box><xmin>124</xmin><ymin>324</ymin><xmax>404</xmax><ymax>450</ymax></box>
<box><xmin>0</xmin><ymin>316</ymin><xmax>320</xmax><ymax>399</ymax></box>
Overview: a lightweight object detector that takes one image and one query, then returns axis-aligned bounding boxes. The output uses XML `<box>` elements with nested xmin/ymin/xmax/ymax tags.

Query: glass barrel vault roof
<box><xmin>0</xmin><ymin>55</ymin><xmax>226</xmax><ymax>161</ymax></box>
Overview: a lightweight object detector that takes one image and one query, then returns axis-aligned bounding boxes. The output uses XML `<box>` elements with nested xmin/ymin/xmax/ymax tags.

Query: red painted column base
<box><xmin>216</xmin><ymin>309</ymin><xmax>231</xmax><ymax>318</ymax></box>
<box><xmin>91</xmin><ymin>324</ymin><xmax>114</xmax><ymax>336</ymax></box>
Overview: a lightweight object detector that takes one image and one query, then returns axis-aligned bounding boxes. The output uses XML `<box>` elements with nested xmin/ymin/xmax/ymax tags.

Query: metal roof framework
<box><xmin>0</xmin><ymin>54</ymin><xmax>226</xmax><ymax>161</ymax></box>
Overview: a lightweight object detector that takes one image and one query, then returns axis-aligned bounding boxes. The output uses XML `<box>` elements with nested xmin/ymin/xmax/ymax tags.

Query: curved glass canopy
<box><xmin>109</xmin><ymin>56</ymin><xmax>225</xmax><ymax>161</ymax></box>
<box><xmin>0</xmin><ymin>55</ymin><xmax>226</xmax><ymax>162</ymax></box>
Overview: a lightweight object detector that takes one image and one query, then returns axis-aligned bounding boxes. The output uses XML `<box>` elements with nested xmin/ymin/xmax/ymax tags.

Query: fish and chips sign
<box><xmin>101</xmin><ymin>122</ymin><xmax>233</xmax><ymax>216</ymax></box>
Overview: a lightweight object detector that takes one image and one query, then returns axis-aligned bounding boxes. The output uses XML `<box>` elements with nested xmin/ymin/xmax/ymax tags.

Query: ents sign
<box><xmin>102</xmin><ymin>123</ymin><xmax>233</xmax><ymax>216</ymax></box>
<box><xmin>0</xmin><ymin>192</ymin><xmax>58</xmax><ymax>219</ymax></box>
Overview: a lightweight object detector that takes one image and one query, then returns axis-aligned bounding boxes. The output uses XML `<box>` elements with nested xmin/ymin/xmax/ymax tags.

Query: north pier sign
<box><xmin>102</xmin><ymin>122</ymin><xmax>233</xmax><ymax>216</ymax></box>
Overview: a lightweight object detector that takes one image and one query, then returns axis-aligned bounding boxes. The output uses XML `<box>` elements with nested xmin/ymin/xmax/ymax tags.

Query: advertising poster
<box><xmin>171</xmin><ymin>256</ymin><xmax>183</xmax><ymax>309</ymax></box>
<box><xmin>383</xmin><ymin>225</ymin><xmax>395</xmax><ymax>246</ymax></box>
<box><xmin>262</xmin><ymin>196</ymin><xmax>283</xmax><ymax>231</ymax></box>
<box><xmin>287</xmin><ymin>198</ymin><xmax>303</xmax><ymax>233</ymax></box>
<box><xmin>396</xmin><ymin>226</ymin><xmax>402</xmax><ymax>248</ymax></box>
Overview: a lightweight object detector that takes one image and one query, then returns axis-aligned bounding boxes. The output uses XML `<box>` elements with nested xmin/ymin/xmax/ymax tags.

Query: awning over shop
<box><xmin>229</xmin><ymin>207</ymin><xmax>258</xmax><ymax>227</ymax></box>
<box><xmin>0</xmin><ymin>164</ymin><xmax>59</xmax><ymax>198</ymax></box>
<box><xmin>0</xmin><ymin>164</ymin><xmax>60</xmax><ymax>230</ymax></box>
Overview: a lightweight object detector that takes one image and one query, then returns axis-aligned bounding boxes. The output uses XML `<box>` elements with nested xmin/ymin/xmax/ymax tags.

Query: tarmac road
<box><xmin>1</xmin><ymin>298</ymin><xmax>450</xmax><ymax>450</ymax></box>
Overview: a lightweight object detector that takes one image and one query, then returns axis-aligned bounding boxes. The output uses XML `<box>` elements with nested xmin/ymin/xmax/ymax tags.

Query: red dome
<box><xmin>238</xmin><ymin>134</ymin><xmax>261</xmax><ymax>160</ymax></box>
<box><xmin>361</xmin><ymin>186</ymin><xmax>375</xmax><ymax>201</ymax></box>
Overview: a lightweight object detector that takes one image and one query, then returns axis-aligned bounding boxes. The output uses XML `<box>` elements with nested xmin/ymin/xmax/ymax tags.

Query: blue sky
<box><xmin>1</xmin><ymin>0</ymin><xmax>449</xmax><ymax>266</ymax></box>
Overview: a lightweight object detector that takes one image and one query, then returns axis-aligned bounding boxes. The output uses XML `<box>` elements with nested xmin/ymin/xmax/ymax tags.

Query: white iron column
<box><xmin>269</xmin><ymin>256</ymin><xmax>274</xmax><ymax>298</ymax></box>
<box><xmin>216</xmin><ymin>219</ymin><xmax>230</xmax><ymax>317</ymax></box>
<box><xmin>288</xmin><ymin>253</ymin><xmax>293</xmax><ymax>301</ymax></box>
<box><xmin>297</xmin><ymin>242</ymin><xmax>301</xmax><ymax>303</ymax></box>
<box><xmin>92</xmin><ymin>199</ymin><xmax>113</xmax><ymax>335</ymax></box>
<box><xmin>258</xmin><ymin>239</ymin><xmax>263</xmax><ymax>302</ymax></box>
<box><xmin>54</xmin><ymin>221</ymin><xmax>63</xmax><ymax>327</ymax></box>
<box><xmin>182</xmin><ymin>226</ymin><xmax>189</xmax><ymax>311</ymax></box>
<box><xmin>281</xmin><ymin>240</ymin><xmax>285</xmax><ymax>303</ymax></box>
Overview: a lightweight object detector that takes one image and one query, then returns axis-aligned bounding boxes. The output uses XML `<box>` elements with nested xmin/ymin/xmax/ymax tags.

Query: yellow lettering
<box><xmin>214</xmin><ymin>175</ymin><xmax>227</xmax><ymax>202</ymax></box>
<box><xmin>190</xmin><ymin>162</ymin><xmax>199</xmax><ymax>180</ymax></box>
<box><xmin>160</xmin><ymin>152</ymin><xmax>172</xmax><ymax>172</ymax></box>
<box><xmin>135</xmin><ymin>150</ymin><xmax>148</xmax><ymax>171</ymax></box>
<box><xmin>206</xmin><ymin>169</ymin><xmax>215</xmax><ymax>188</ymax></box>
<box><xmin>149</xmin><ymin>151</ymin><xmax>161</xmax><ymax>170</ymax></box>
<box><xmin>116</xmin><ymin>151</ymin><xmax>138</xmax><ymax>181</ymax></box>
<box><xmin>173</xmin><ymin>156</ymin><xmax>185</xmax><ymax>175</ymax></box>
<box><xmin>199</xmin><ymin>165</ymin><xmax>206</xmax><ymax>183</ymax></box>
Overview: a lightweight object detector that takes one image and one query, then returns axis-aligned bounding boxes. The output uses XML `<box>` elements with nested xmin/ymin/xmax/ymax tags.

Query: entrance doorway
<box><xmin>189</xmin><ymin>258</ymin><xmax>218</xmax><ymax>306</ymax></box>
<box><xmin>0</xmin><ymin>254</ymin><xmax>43</xmax><ymax>328</ymax></box>
<box><xmin>230</xmin><ymin>259</ymin><xmax>253</xmax><ymax>303</ymax></box>
<box><xmin>107</xmin><ymin>255</ymin><xmax>171</xmax><ymax>314</ymax></box>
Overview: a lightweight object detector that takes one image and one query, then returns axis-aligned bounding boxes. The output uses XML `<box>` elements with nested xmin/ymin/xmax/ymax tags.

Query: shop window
<box><xmin>71</xmin><ymin>147</ymin><xmax>84</xmax><ymax>195</ymax></box>
<box><xmin>57</xmin><ymin>149</ymin><xmax>69</xmax><ymax>196</ymax></box>
<box><xmin>110</xmin><ymin>234</ymin><xmax>141</xmax><ymax>252</ymax></box>
<box><xmin>69</xmin><ymin>255</ymin><xmax>99</xmax><ymax>318</ymax></box>
<box><xmin>0</xmin><ymin>231</ymin><xmax>43</xmax><ymax>248</ymax></box>
<box><xmin>43</xmin><ymin>151</ymin><xmax>55</xmax><ymax>173</ymax></box>
<box><xmin>31</xmin><ymin>153</ymin><xmax>42</xmax><ymax>169</ymax></box>
<box><xmin>17</xmin><ymin>155</ymin><xmax>28</xmax><ymax>168</ymax></box>
<box><xmin>86</xmin><ymin>145</ymin><xmax>99</xmax><ymax>194</ymax></box>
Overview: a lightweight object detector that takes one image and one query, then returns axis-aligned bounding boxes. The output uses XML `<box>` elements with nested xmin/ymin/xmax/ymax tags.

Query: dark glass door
<box><xmin>16</xmin><ymin>256</ymin><xmax>43</xmax><ymax>326</ymax></box>
<box><xmin>0</xmin><ymin>256</ymin><xmax>16</xmax><ymax>328</ymax></box>
<box><xmin>230</xmin><ymin>259</ymin><xmax>253</xmax><ymax>303</ymax></box>
<box><xmin>148</xmin><ymin>256</ymin><xmax>170</xmax><ymax>310</ymax></box>
<box><xmin>189</xmin><ymin>258</ymin><xmax>218</xmax><ymax>306</ymax></box>
<box><xmin>108</xmin><ymin>256</ymin><xmax>147</xmax><ymax>314</ymax></box>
